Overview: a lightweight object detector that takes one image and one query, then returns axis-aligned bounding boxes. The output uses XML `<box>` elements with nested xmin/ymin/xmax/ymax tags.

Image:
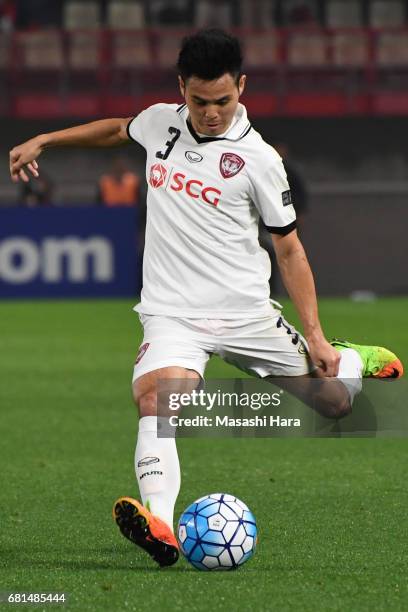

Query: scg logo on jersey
<box><xmin>170</xmin><ymin>172</ymin><xmax>221</xmax><ymax>207</ymax></box>
<box><xmin>148</xmin><ymin>164</ymin><xmax>221</xmax><ymax>207</ymax></box>
<box><xmin>149</xmin><ymin>163</ymin><xmax>167</xmax><ymax>188</ymax></box>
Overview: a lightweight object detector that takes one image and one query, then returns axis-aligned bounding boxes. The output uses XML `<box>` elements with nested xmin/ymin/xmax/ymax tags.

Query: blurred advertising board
<box><xmin>0</xmin><ymin>208</ymin><xmax>139</xmax><ymax>298</ymax></box>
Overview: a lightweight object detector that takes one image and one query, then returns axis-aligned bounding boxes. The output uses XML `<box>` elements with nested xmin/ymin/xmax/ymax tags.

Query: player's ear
<box><xmin>178</xmin><ymin>76</ymin><xmax>186</xmax><ymax>98</ymax></box>
<box><xmin>238</xmin><ymin>74</ymin><xmax>246</xmax><ymax>97</ymax></box>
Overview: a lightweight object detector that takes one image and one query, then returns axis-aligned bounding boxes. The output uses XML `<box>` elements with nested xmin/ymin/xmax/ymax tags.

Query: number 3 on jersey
<box><xmin>156</xmin><ymin>126</ymin><xmax>181</xmax><ymax>160</ymax></box>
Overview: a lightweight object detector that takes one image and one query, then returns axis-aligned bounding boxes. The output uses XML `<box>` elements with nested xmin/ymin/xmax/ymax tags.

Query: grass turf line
<box><xmin>1</xmin><ymin>298</ymin><xmax>407</xmax><ymax>611</ymax></box>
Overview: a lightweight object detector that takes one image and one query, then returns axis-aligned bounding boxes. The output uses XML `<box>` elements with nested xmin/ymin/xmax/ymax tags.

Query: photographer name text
<box><xmin>168</xmin><ymin>415</ymin><xmax>301</xmax><ymax>428</ymax></box>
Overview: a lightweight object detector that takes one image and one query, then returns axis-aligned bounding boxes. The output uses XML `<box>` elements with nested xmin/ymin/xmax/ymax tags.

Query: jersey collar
<box><xmin>178</xmin><ymin>103</ymin><xmax>252</xmax><ymax>144</ymax></box>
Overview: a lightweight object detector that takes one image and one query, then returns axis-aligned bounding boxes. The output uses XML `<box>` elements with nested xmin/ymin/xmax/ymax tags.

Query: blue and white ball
<box><xmin>177</xmin><ymin>493</ymin><xmax>257</xmax><ymax>570</ymax></box>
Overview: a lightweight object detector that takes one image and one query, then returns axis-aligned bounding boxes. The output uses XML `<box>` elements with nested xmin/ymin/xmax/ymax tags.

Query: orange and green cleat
<box><xmin>113</xmin><ymin>497</ymin><xmax>179</xmax><ymax>567</ymax></box>
<box><xmin>331</xmin><ymin>339</ymin><xmax>404</xmax><ymax>379</ymax></box>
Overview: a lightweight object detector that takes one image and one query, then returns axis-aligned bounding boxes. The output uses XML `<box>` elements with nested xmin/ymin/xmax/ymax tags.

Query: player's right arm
<box><xmin>9</xmin><ymin>117</ymin><xmax>133</xmax><ymax>183</ymax></box>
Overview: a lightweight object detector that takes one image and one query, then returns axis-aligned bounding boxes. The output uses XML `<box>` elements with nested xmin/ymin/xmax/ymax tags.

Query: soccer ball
<box><xmin>177</xmin><ymin>493</ymin><xmax>257</xmax><ymax>570</ymax></box>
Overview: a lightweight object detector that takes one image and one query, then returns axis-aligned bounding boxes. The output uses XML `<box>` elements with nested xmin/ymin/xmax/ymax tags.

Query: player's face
<box><xmin>179</xmin><ymin>73</ymin><xmax>246</xmax><ymax>136</ymax></box>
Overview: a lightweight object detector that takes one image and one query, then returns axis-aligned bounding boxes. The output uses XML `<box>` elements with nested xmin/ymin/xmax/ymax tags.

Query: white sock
<box><xmin>135</xmin><ymin>416</ymin><xmax>180</xmax><ymax>532</ymax></box>
<box><xmin>336</xmin><ymin>348</ymin><xmax>364</xmax><ymax>403</ymax></box>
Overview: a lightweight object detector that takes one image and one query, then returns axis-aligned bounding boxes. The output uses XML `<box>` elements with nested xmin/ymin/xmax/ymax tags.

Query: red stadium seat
<box><xmin>17</xmin><ymin>30</ymin><xmax>64</xmax><ymax>70</ymax></box>
<box><xmin>67</xmin><ymin>31</ymin><xmax>101</xmax><ymax>70</ymax></box>
<box><xmin>156</xmin><ymin>30</ymin><xmax>190</xmax><ymax>69</ymax></box>
<box><xmin>332</xmin><ymin>31</ymin><xmax>370</xmax><ymax>67</ymax></box>
<box><xmin>287</xmin><ymin>31</ymin><xmax>328</xmax><ymax>67</ymax></box>
<box><xmin>64</xmin><ymin>1</ymin><xmax>101</xmax><ymax>30</ymax></box>
<box><xmin>239</xmin><ymin>0</ymin><xmax>276</xmax><ymax>28</ymax></box>
<box><xmin>194</xmin><ymin>0</ymin><xmax>233</xmax><ymax>28</ymax></box>
<box><xmin>111</xmin><ymin>31</ymin><xmax>151</xmax><ymax>68</ymax></box>
<box><xmin>377</xmin><ymin>31</ymin><xmax>408</xmax><ymax>66</ymax></box>
<box><xmin>243</xmin><ymin>33</ymin><xmax>279</xmax><ymax>68</ymax></box>
<box><xmin>0</xmin><ymin>32</ymin><xmax>11</xmax><ymax>69</ymax></box>
<box><xmin>326</xmin><ymin>0</ymin><xmax>362</xmax><ymax>27</ymax></box>
<box><xmin>369</xmin><ymin>1</ymin><xmax>406</xmax><ymax>28</ymax></box>
<box><xmin>12</xmin><ymin>31</ymin><xmax>64</xmax><ymax>98</ymax></box>
<box><xmin>107</xmin><ymin>1</ymin><xmax>146</xmax><ymax>30</ymax></box>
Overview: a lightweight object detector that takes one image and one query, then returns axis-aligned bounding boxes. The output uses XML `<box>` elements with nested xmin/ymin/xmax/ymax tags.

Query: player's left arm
<box><xmin>271</xmin><ymin>229</ymin><xmax>340</xmax><ymax>377</ymax></box>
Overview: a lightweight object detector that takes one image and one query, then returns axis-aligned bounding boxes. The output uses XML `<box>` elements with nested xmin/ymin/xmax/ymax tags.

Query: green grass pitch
<box><xmin>1</xmin><ymin>298</ymin><xmax>408</xmax><ymax>611</ymax></box>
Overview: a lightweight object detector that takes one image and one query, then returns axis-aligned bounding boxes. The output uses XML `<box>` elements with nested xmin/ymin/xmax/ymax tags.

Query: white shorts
<box><xmin>132</xmin><ymin>312</ymin><xmax>314</xmax><ymax>382</ymax></box>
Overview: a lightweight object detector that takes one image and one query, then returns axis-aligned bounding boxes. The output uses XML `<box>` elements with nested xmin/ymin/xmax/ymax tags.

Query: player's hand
<box><xmin>306</xmin><ymin>334</ymin><xmax>340</xmax><ymax>377</ymax></box>
<box><xmin>9</xmin><ymin>137</ymin><xmax>43</xmax><ymax>183</ymax></box>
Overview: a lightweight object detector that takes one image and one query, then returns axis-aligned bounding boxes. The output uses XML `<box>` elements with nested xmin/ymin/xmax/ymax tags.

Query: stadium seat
<box><xmin>194</xmin><ymin>0</ymin><xmax>233</xmax><ymax>28</ymax></box>
<box><xmin>68</xmin><ymin>31</ymin><xmax>101</xmax><ymax>70</ymax></box>
<box><xmin>107</xmin><ymin>0</ymin><xmax>145</xmax><ymax>30</ymax></box>
<box><xmin>0</xmin><ymin>32</ymin><xmax>11</xmax><ymax>69</ymax></box>
<box><xmin>243</xmin><ymin>33</ymin><xmax>279</xmax><ymax>68</ymax></box>
<box><xmin>13</xmin><ymin>31</ymin><xmax>64</xmax><ymax>100</ymax></box>
<box><xmin>377</xmin><ymin>32</ymin><xmax>408</xmax><ymax>66</ymax></box>
<box><xmin>369</xmin><ymin>1</ymin><xmax>406</xmax><ymax>27</ymax></box>
<box><xmin>17</xmin><ymin>30</ymin><xmax>64</xmax><ymax>69</ymax></box>
<box><xmin>111</xmin><ymin>32</ymin><xmax>151</xmax><ymax>68</ymax></box>
<box><xmin>148</xmin><ymin>0</ymin><xmax>191</xmax><ymax>26</ymax></box>
<box><xmin>239</xmin><ymin>0</ymin><xmax>275</xmax><ymax>28</ymax></box>
<box><xmin>287</xmin><ymin>31</ymin><xmax>328</xmax><ymax>66</ymax></box>
<box><xmin>63</xmin><ymin>1</ymin><xmax>101</xmax><ymax>30</ymax></box>
<box><xmin>0</xmin><ymin>33</ymin><xmax>11</xmax><ymax>114</ymax></box>
<box><xmin>156</xmin><ymin>30</ymin><xmax>189</xmax><ymax>68</ymax></box>
<box><xmin>281</xmin><ymin>0</ymin><xmax>318</xmax><ymax>26</ymax></box>
<box><xmin>326</xmin><ymin>0</ymin><xmax>362</xmax><ymax>27</ymax></box>
<box><xmin>332</xmin><ymin>31</ymin><xmax>369</xmax><ymax>67</ymax></box>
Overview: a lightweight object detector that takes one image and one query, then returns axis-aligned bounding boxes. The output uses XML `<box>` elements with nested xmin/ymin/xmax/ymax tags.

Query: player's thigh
<box><xmin>132</xmin><ymin>314</ymin><xmax>211</xmax><ymax>418</ymax></box>
<box><xmin>219</xmin><ymin>316</ymin><xmax>351</xmax><ymax>418</ymax></box>
<box><xmin>133</xmin><ymin>314</ymin><xmax>210</xmax><ymax>382</ymax></box>
<box><xmin>133</xmin><ymin>366</ymin><xmax>201</xmax><ymax>417</ymax></box>
<box><xmin>219</xmin><ymin>314</ymin><xmax>314</xmax><ymax>377</ymax></box>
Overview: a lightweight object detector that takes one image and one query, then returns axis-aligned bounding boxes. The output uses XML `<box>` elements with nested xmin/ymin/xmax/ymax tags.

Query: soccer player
<box><xmin>9</xmin><ymin>29</ymin><xmax>403</xmax><ymax>568</ymax></box>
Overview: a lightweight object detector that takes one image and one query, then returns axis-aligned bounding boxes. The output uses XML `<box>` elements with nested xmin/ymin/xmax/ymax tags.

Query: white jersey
<box><xmin>128</xmin><ymin>102</ymin><xmax>296</xmax><ymax>318</ymax></box>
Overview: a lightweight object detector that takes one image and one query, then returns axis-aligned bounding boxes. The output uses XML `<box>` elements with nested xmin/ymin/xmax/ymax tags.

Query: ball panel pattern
<box><xmin>231</xmin><ymin>524</ymin><xmax>246</xmax><ymax>546</ymax></box>
<box><xmin>207</xmin><ymin>514</ymin><xmax>226</xmax><ymax>531</ymax></box>
<box><xmin>178</xmin><ymin>525</ymin><xmax>187</xmax><ymax>543</ymax></box>
<box><xmin>177</xmin><ymin>493</ymin><xmax>257</xmax><ymax>571</ymax></box>
<box><xmin>195</xmin><ymin>514</ymin><xmax>209</xmax><ymax>538</ymax></box>
<box><xmin>225</xmin><ymin>501</ymin><xmax>244</xmax><ymax>519</ymax></box>
<box><xmin>238</xmin><ymin>551</ymin><xmax>253</xmax><ymax>566</ymax></box>
<box><xmin>190</xmin><ymin>544</ymin><xmax>205</xmax><ymax>562</ymax></box>
<box><xmin>230</xmin><ymin>546</ymin><xmax>244</xmax><ymax>564</ymax></box>
<box><xmin>199</xmin><ymin>497</ymin><xmax>219</xmax><ymax>509</ymax></box>
<box><xmin>181</xmin><ymin>537</ymin><xmax>197</xmax><ymax>555</ymax></box>
<box><xmin>221</xmin><ymin>520</ymin><xmax>239</xmax><ymax>542</ymax></box>
<box><xmin>242</xmin><ymin>535</ymin><xmax>254</xmax><ymax>553</ymax></box>
<box><xmin>244</xmin><ymin>520</ymin><xmax>257</xmax><ymax>538</ymax></box>
<box><xmin>218</xmin><ymin>549</ymin><xmax>233</xmax><ymax>567</ymax></box>
<box><xmin>202</xmin><ymin>555</ymin><xmax>220</xmax><ymax>569</ymax></box>
<box><xmin>201</xmin><ymin>529</ymin><xmax>225</xmax><ymax>546</ymax></box>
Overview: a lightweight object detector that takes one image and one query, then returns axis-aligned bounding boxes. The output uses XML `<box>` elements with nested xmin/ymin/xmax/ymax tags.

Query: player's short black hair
<box><xmin>177</xmin><ymin>29</ymin><xmax>243</xmax><ymax>83</ymax></box>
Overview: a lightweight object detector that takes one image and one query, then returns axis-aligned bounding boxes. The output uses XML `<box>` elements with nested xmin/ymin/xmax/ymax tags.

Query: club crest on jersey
<box><xmin>135</xmin><ymin>342</ymin><xmax>150</xmax><ymax>364</ymax></box>
<box><xmin>149</xmin><ymin>163</ymin><xmax>167</xmax><ymax>188</ymax></box>
<box><xmin>185</xmin><ymin>151</ymin><xmax>203</xmax><ymax>163</ymax></box>
<box><xmin>219</xmin><ymin>153</ymin><xmax>245</xmax><ymax>179</ymax></box>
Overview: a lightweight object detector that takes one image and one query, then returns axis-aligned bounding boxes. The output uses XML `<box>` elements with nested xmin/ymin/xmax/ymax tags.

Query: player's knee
<box><xmin>313</xmin><ymin>391</ymin><xmax>352</xmax><ymax>419</ymax></box>
<box><xmin>132</xmin><ymin>383</ymin><xmax>157</xmax><ymax>417</ymax></box>
<box><xmin>322</xmin><ymin>396</ymin><xmax>352</xmax><ymax>419</ymax></box>
<box><xmin>333</xmin><ymin>397</ymin><xmax>352</xmax><ymax>419</ymax></box>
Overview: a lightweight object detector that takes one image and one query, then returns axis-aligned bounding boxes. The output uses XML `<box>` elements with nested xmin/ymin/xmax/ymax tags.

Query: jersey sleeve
<box><xmin>126</xmin><ymin>108</ymin><xmax>151</xmax><ymax>149</ymax></box>
<box><xmin>249</xmin><ymin>157</ymin><xmax>297</xmax><ymax>235</ymax></box>
<box><xmin>127</xmin><ymin>103</ymin><xmax>179</xmax><ymax>150</ymax></box>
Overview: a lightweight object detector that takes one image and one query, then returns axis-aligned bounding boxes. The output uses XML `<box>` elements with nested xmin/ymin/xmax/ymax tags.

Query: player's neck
<box><xmin>188</xmin><ymin>115</ymin><xmax>238</xmax><ymax>139</ymax></box>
